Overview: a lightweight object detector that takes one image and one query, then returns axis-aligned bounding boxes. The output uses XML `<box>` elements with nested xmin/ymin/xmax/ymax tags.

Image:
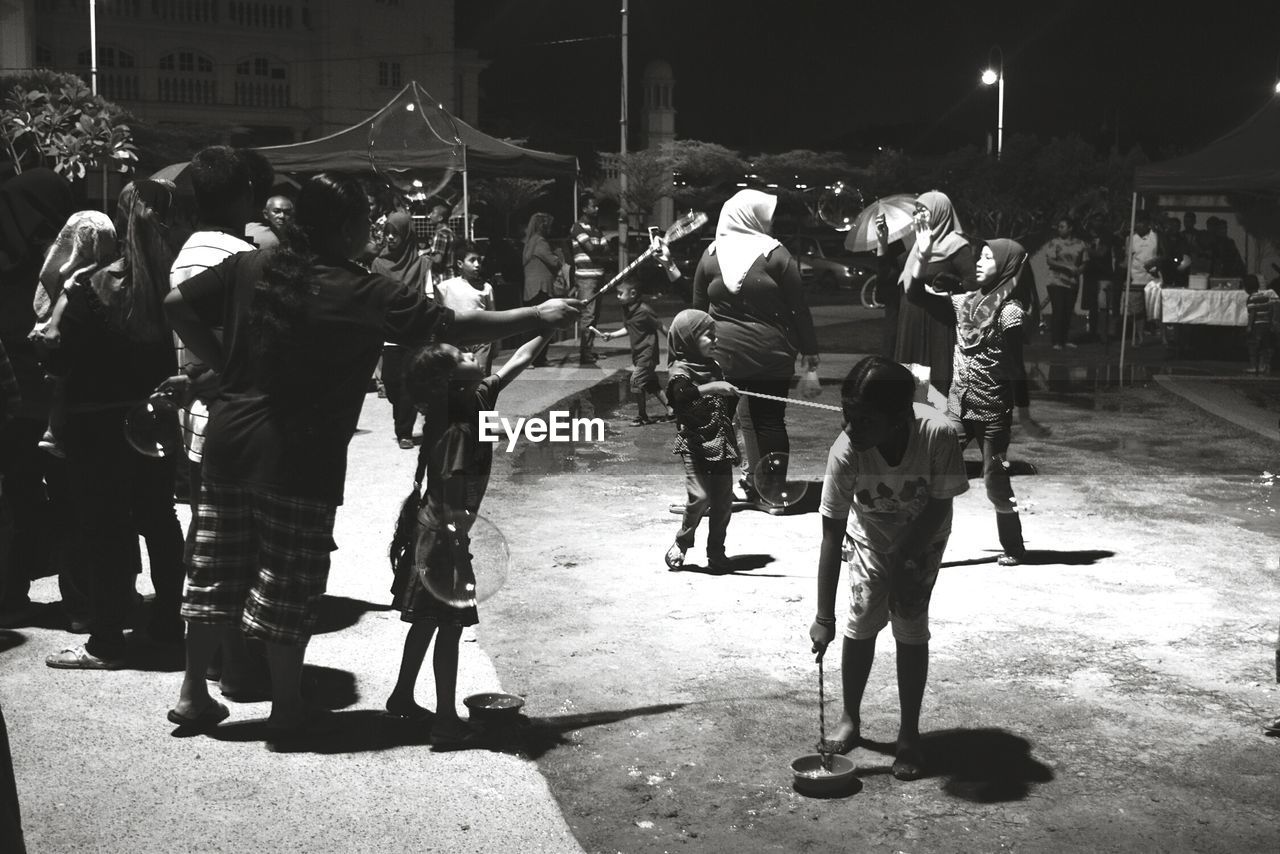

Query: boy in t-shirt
<box><xmin>809</xmin><ymin>356</ymin><xmax>968</xmax><ymax>781</ymax></box>
<box><xmin>434</xmin><ymin>241</ymin><xmax>497</xmax><ymax>374</ymax></box>
<box><xmin>590</xmin><ymin>281</ymin><xmax>672</xmax><ymax>425</ymax></box>
<box><xmin>1244</xmin><ymin>274</ymin><xmax>1277</xmax><ymax>374</ymax></box>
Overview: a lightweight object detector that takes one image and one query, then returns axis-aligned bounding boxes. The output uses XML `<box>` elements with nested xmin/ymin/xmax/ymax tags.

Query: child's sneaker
<box><xmin>39</xmin><ymin>430</ymin><xmax>66</xmax><ymax>459</ymax></box>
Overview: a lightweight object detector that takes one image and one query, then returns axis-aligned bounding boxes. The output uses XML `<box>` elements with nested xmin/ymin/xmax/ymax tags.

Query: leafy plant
<box><xmin>1</xmin><ymin>70</ymin><xmax>137</xmax><ymax>180</ymax></box>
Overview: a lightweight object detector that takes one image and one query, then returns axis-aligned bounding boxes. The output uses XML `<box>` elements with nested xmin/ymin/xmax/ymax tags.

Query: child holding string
<box><xmin>386</xmin><ymin>329</ymin><xmax>550</xmax><ymax>747</ymax></box>
<box><xmin>664</xmin><ymin>309</ymin><xmax>739</xmax><ymax>572</ymax></box>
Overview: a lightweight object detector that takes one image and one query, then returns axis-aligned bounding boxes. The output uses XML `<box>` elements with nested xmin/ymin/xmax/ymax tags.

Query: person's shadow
<box><xmin>943</xmin><ymin>550</ymin><xmax>1115</xmax><ymax>569</ymax></box>
<box><xmin>858</xmin><ymin>728</ymin><xmax>1054</xmax><ymax>802</ymax></box>
<box><xmin>674</xmin><ymin>554</ymin><xmax>781</xmax><ymax>576</ymax></box>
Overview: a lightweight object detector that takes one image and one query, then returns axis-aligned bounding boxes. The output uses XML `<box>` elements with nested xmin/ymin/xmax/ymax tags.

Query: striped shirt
<box><xmin>571</xmin><ymin>219</ymin><xmax>607</xmax><ymax>279</ymax></box>
<box><xmin>169</xmin><ymin>230</ymin><xmax>255</xmax><ymax>463</ymax></box>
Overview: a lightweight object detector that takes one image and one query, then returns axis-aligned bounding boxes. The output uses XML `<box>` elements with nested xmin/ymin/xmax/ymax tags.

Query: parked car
<box><xmin>782</xmin><ymin>233</ymin><xmax>878</xmax><ymax>293</ymax></box>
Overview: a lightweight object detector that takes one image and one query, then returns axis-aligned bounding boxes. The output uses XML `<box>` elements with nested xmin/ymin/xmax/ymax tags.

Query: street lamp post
<box><xmin>981</xmin><ymin>46</ymin><xmax>1004</xmax><ymax>159</ymax></box>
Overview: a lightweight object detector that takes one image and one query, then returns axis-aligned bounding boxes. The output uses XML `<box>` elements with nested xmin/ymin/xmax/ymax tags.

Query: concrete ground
<box><xmin>2</xmin><ymin>299</ymin><xmax>1277</xmax><ymax>853</ymax></box>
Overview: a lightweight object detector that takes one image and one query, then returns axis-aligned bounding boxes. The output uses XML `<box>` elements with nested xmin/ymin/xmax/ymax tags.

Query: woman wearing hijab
<box><xmin>522</xmin><ymin>212</ymin><xmax>561</xmax><ymax>368</ymax></box>
<box><xmin>947</xmin><ymin>238</ymin><xmax>1050</xmax><ymax>566</ymax></box>
<box><xmin>44</xmin><ymin>179</ymin><xmax>187</xmax><ymax>668</ymax></box>
<box><xmin>691</xmin><ymin>189</ymin><xmax>819</xmax><ymax>509</ymax></box>
<box><xmin>374</xmin><ymin>210</ymin><xmax>431</xmax><ymax>448</ymax></box>
<box><xmin>664</xmin><ymin>309</ymin><xmax>740</xmax><ymax>571</ymax></box>
<box><xmin>0</xmin><ymin>169</ymin><xmax>76</xmax><ymax>625</ymax></box>
<box><xmin>895</xmin><ymin>190</ymin><xmax>977</xmax><ymax>398</ymax></box>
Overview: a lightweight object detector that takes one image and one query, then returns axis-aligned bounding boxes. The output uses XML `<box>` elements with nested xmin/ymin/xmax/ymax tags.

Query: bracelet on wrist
<box><xmin>814</xmin><ymin>615</ymin><xmax>836</xmax><ymax>626</ymax></box>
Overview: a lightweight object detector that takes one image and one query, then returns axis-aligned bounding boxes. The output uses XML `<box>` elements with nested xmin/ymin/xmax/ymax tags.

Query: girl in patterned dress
<box><xmin>664</xmin><ymin>309</ymin><xmax>740</xmax><ymax>571</ymax></box>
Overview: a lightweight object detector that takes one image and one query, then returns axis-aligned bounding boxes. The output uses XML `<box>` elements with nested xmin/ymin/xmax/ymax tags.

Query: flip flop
<box><xmin>892</xmin><ymin>746</ymin><xmax>927</xmax><ymax>781</ymax></box>
<box><xmin>1264</xmin><ymin>716</ymin><xmax>1280</xmax><ymax>737</ymax></box>
<box><xmin>815</xmin><ymin>735</ymin><xmax>859</xmax><ymax>756</ymax></box>
<box><xmin>630</xmin><ymin>417</ymin><xmax>653</xmax><ymax>426</ymax></box>
<box><xmin>167</xmin><ymin>700</ymin><xmax>230</xmax><ymax>731</ymax></box>
<box><xmin>384</xmin><ymin>701</ymin><xmax>435</xmax><ymax>724</ymax></box>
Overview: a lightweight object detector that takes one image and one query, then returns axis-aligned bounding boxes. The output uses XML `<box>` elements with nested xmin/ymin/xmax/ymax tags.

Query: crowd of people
<box><xmin>3</xmin><ymin>146</ymin><xmax>1278</xmax><ymax>849</ymax></box>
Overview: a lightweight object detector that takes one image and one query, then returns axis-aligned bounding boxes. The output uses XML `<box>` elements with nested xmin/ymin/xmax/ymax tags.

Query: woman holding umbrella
<box><xmin>893</xmin><ymin>191</ymin><xmax>976</xmax><ymax>398</ymax></box>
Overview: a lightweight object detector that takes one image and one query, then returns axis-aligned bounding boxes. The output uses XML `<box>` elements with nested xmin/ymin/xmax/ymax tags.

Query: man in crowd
<box><xmin>571</xmin><ymin>194</ymin><xmax>616</xmax><ymax>365</ymax></box>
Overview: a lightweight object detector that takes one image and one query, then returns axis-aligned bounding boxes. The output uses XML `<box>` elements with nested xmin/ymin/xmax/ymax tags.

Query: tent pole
<box><xmin>1119</xmin><ymin>192</ymin><xmax>1138</xmax><ymax>382</ymax></box>
<box><xmin>462</xmin><ymin>151</ymin><xmax>471</xmax><ymax>241</ymax></box>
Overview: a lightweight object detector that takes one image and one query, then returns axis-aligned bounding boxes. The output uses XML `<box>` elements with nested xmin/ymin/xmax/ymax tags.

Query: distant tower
<box><xmin>641</xmin><ymin>59</ymin><xmax>676</xmax><ymax>228</ymax></box>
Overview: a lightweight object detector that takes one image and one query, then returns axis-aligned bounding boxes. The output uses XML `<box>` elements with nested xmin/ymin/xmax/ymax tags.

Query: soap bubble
<box><xmin>816</xmin><ymin>181</ymin><xmax>865</xmax><ymax>232</ymax></box>
<box><xmin>420</xmin><ymin>513</ymin><xmax>510</xmax><ymax>608</ymax></box>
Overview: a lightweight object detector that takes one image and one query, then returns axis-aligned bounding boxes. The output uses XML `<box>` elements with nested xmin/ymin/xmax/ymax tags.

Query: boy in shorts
<box><xmin>809</xmin><ymin>356</ymin><xmax>968</xmax><ymax>780</ymax></box>
<box><xmin>590</xmin><ymin>281</ymin><xmax>671</xmax><ymax>424</ymax></box>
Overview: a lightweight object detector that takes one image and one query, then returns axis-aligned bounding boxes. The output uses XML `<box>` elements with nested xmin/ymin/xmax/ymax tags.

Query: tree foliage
<box><xmin>1</xmin><ymin>69</ymin><xmax>137</xmax><ymax>181</ymax></box>
<box><xmin>469</xmin><ymin>176</ymin><xmax>556</xmax><ymax>237</ymax></box>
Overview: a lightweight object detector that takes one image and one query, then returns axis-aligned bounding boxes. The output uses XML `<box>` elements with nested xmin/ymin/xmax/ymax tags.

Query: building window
<box><xmin>228</xmin><ymin>1</ymin><xmax>293</xmax><ymax>28</ymax></box>
<box><xmin>76</xmin><ymin>46</ymin><xmax>139</xmax><ymax>101</ymax></box>
<box><xmin>235</xmin><ymin>55</ymin><xmax>290</xmax><ymax>109</ymax></box>
<box><xmin>378</xmin><ymin>61</ymin><xmax>401</xmax><ymax>88</ymax></box>
<box><xmin>150</xmin><ymin>0</ymin><xmax>215</xmax><ymax>22</ymax></box>
<box><xmin>157</xmin><ymin>50</ymin><xmax>217</xmax><ymax>105</ymax></box>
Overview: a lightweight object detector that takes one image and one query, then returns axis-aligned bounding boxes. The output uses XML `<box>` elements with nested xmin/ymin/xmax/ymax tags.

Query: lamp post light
<box><xmin>981</xmin><ymin>46</ymin><xmax>1004</xmax><ymax>159</ymax></box>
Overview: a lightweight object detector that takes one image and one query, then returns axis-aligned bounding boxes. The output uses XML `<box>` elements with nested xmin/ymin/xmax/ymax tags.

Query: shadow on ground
<box><xmin>312</xmin><ymin>594</ymin><xmax>392</xmax><ymax>635</ymax></box>
<box><xmin>857</xmin><ymin>727</ymin><xmax>1054</xmax><ymax>802</ymax></box>
<box><xmin>943</xmin><ymin>550</ymin><xmax>1115</xmax><ymax>569</ymax></box>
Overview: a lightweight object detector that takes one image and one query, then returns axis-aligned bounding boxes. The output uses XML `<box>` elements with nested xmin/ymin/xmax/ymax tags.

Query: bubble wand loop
<box><xmin>582</xmin><ymin>210</ymin><xmax>708</xmax><ymax>307</ymax></box>
<box><xmin>735</xmin><ymin>389</ymin><xmax>842</xmax><ymax>412</ymax></box>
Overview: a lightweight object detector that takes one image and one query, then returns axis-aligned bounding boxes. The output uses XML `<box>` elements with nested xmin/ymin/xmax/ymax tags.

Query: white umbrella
<box><xmin>843</xmin><ymin>193</ymin><xmax>918</xmax><ymax>254</ymax></box>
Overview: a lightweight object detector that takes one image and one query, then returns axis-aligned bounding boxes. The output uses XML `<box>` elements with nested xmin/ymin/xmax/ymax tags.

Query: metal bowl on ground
<box><xmin>790</xmin><ymin>753</ymin><xmax>859</xmax><ymax>797</ymax></box>
<box><xmin>463</xmin><ymin>692</ymin><xmax>525</xmax><ymax>726</ymax></box>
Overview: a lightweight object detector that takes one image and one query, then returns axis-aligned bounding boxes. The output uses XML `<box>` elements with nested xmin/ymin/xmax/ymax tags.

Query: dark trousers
<box><xmin>733</xmin><ymin>377</ymin><xmax>791</xmax><ymax>482</ymax></box>
<box><xmin>576</xmin><ymin>275</ymin><xmax>601</xmax><ymax>354</ymax></box>
<box><xmin>0</xmin><ymin>417</ymin><xmax>71</xmax><ymax>612</ymax></box>
<box><xmin>676</xmin><ymin>454</ymin><xmax>733</xmax><ymax>556</ymax></box>
<box><xmin>949</xmin><ymin>412</ymin><xmax>1015</xmax><ymax>513</ymax></box>
<box><xmin>63</xmin><ymin>408</ymin><xmax>183</xmax><ymax>657</ymax></box>
<box><xmin>1047</xmin><ymin>286</ymin><xmax>1076</xmax><ymax>346</ymax></box>
<box><xmin>381</xmin><ymin>345</ymin><xmax>419</xmax><ymax>441</ymax></box>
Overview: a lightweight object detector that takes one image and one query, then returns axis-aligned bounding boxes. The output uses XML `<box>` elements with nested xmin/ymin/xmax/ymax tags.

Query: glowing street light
<box><xmin>981</xmin><ymin>46</ymin><xmax>1005</xmax><ymax>159</ymax></box>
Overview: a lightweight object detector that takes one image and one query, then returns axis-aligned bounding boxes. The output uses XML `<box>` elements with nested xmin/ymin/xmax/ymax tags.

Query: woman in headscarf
<box><xmin>374</xmin><ymin>210</ymin><xmax>431</xmax><ymax>448</ymax></box>
<box><xmin>43</xmin><ymin>179</ymin><xmax>187</xmax><ymax>669</ymax></box>
<box><xmin>664</xmin><ymin>309</ymin><xmax>739</xmax><ymax>571</ymax></box>
<box><xmin>691</xmin><ymin>189</ymin><xmax>820</xmax><ymax>510</ymax></box>
<box><xmin>947</xmin><ymin>238</ymin><xmax>1050</xmax><ymax>567</ymax></box>
<box><xmin>894</xmin><ymin>190</ymin><xmax>977</xmax><ymax>398</ymax></box>
<box><xmin>0</xmin><ymin>168</ymin><xmax>76</xmax><ymax>624</ymax></box>
<box><xmin>522</xmin><ymin>212</ymin><xmax>561</xmax><ymax>368</ymax></box>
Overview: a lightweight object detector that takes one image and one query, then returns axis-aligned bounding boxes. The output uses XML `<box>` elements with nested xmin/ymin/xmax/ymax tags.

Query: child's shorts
<box><xmin>843</xmin><ymin>537</ymin><xmax>946</xmax><ymax>645</ymax></box>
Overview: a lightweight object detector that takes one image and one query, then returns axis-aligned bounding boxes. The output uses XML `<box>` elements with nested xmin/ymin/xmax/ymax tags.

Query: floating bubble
<box><xmin>419</xmin><ymin>513</ymin><xmax>511</xmax><ymax>608</ymax></box>
<box><xmin>124</xmin><ymin>392</ymin><xmax>183</xmax><ymax>459</ymax></box>
<box><xmin>753</xmin><ymin>452</ymin><xmax>810</xmax><ymax>509</ymax></box>
<box><xmin>367</xmin><ymin>89</ymin><xmax>463</xmax><ymax>198</ymax></box>
<box><xmin>816</xmin><ymin>181</ymin><xmax>865</xmax><ymax>232</ymax></box>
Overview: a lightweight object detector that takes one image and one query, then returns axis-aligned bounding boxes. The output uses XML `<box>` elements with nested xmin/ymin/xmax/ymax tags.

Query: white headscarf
<box><xmin>711</xmin><ymin>189</ymin><xmax>781</xmax><ymax>293</ymax></box>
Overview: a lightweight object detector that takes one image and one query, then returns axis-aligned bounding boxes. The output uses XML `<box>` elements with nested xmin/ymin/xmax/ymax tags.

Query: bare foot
<box><xmin>892</xmin><ymin>734</ymin><xmax>926</xmax><ymax>781</ymax></box>
<box><xmin>816</xmin><ymin>715</ymin><xmax>860</xmax><ymax>754</ymax></box>
<box><xmin>385</xmin><ymin>696</ymin><xmax>433</xmax><ymax>722</ymax></box>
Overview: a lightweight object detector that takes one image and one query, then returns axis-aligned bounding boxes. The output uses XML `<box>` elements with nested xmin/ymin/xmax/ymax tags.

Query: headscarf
<box><xmin>897</xmin><ymin>189</ymin><xmax>970</xmax><ymax>289</ymax></box>
<box><xmin>0</xmin><ymin>168</ymin><xmax>75</xmax><ymax>278</ymax></box>
<box><xmin>956</xmin><ymin>238</ymin><xmax>1027</xmax><ymax>354</ymax></box>
<box><xmin>666</xmin><ymin>308</ymin><xmax>721</xmax><ymax>385</ymax></box>
<box><xmin>88</xmin><ymin>179</ymin><xmax>177</xmax><ymax>343</ymax></box>
<box><xmin>371</xmin><ymin>210</ymin><xmax>427</xmax><ymax>290</ymax></box>
<box><xmin>34</xmin><ymin>211</ymin><xmax>117</xmax><ymax>319</ymax></box>
<box><xmin>710</xmin><ymin>189</ymin><xmax>781</xmax><ymax>293</ymax></box>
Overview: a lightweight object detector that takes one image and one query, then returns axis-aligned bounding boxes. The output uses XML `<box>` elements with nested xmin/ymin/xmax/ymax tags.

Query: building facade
<box><xmin>1</xmin><ymin>0</ymin><xmax>480</xmax><ymax>145</ymax></box>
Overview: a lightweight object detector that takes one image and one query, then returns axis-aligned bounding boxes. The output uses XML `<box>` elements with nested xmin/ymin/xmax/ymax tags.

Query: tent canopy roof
<box><xmin>254</xmin><ymin>82</ymin><xmax>578</xmax><ymax>180</ymax></box>
<box><xmin>1134</xmin><ymin>97</ymin><xmax>1280</xmax><ymax>193</ymax></box>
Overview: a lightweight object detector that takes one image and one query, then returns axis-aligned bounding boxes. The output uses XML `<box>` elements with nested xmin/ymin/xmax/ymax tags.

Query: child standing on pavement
<box><xmin>589</xmin><ymin>281</ymin><xmax>672</xmax><ymax>425</ymax></box>
<box><xmin>663</xmin><ymin>309</ymin><xmax>739</xmax><ymax>572</ymax></box>
<box><xmin>434</xmin><ymin>240</ymin><xmax>497</xmax><ymax>374</ymax></box>
<box><xmin>386</xmin><ymin>330</ymin><xmax>550</xmax><ymax>747</ymax></box>
<box><xmin>948</xmin><ymin>239</ymin><xmax>1051</xmax><ymax>566</ymax></box>
<box><xmin>809</xmin><ymin>356</ymin><xmax>968</xmax><ymax>781</ymax></box>
<box><xmin>1244</xmin><ymin>274</ymin><xmax>1277</xmax><ymax>375</ymax></box>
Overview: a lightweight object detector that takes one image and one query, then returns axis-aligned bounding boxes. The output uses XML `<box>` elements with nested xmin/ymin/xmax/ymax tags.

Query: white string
<box><xmin>736</xmin><ymin>389</ymin><xmax>842</xmax><ymax>412</ymax></box>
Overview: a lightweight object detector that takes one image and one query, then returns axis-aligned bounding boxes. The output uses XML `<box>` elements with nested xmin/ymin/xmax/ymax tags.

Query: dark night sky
<box><xmin>457</xmin><ymin>0</ymin><xmax>1280</xmax><ymax>166</ymax></box>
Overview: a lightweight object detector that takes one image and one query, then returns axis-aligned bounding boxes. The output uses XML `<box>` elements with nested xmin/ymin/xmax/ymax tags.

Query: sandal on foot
<box><xmin>630</xmin><ymin>416</ymin><xmax>653</xmax><ymax>426</ymax></box>
<box><xmin>167</xmin><ymin>700</ymin><xmax>230</xmax><ymax>731</ymax></box>
<box><xmin>45</xmin><ymin>645</ymin><xmax>125</xmax><ymax>670</ymax></box>
<box><xmin>996</xmin><ymin>552</ymin><xmax>1022</xmax><ymax>567</ymax></box>
<box><xmin>266</xmin><ymin>708</ymin><xmax>341</xmax><ymax>741</ymax></box>
<box><xmin>707</xmin><ymin>553</ymin><xmax>733</xmax><ymax>572</ymax></box>
<box><xmin>664</xmin><ymin>542</ymin><xmax>686</xmax><ymax>571</ymax></box>
<box><xmin>892</xmin><ymin>746</ymin><xmax>927</xmax><ymax>781</ymax></box>
<box><xmin>384</xmin><ymin>700</ymin><xmax>435</xmax><ymax>724</ymax></box>
<box><xmin>1264</xmin><ymin>716</ymin><xmax>1280</xmax><ymax>737</ymax></box>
